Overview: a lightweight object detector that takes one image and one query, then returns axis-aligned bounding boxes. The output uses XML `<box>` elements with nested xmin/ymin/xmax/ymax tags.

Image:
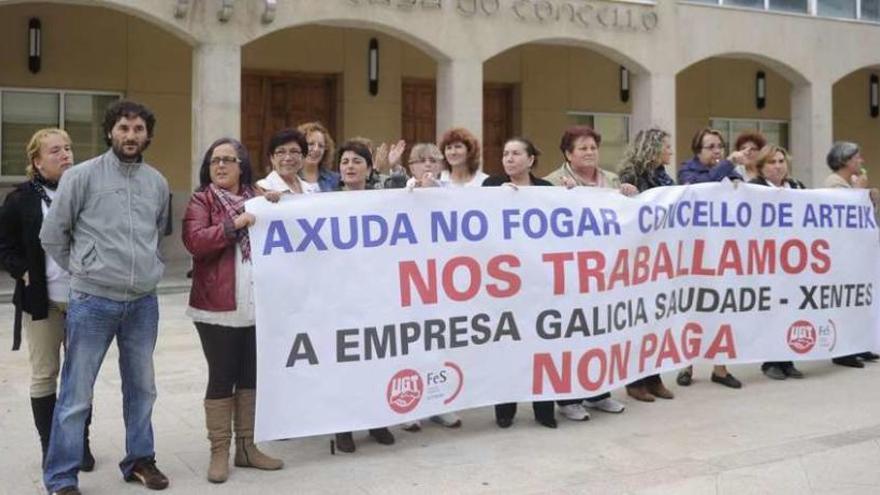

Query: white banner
<box><xmin>246</xmin><ymin>182</ymin><xmax>880</xmax><ymax>441</ymax></box>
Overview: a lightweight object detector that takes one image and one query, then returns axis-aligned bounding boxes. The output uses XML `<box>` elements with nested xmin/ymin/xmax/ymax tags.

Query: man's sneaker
<box><xmin>125</xmin><ymin>458</ymin><xmax>169</xmax><ymax>490</ymax></box>
<box><xmin>558</xmin><ymin>403</ymin><xmax>590</xmax><ymax>421</ymax></box>
<box><xmin>583</xmin><ymin>397</ymin><xmax>625</xmax><ymax>414</ymax></box>
<box><xmin>430</xmin><ymin>412</ymin><xmax>462</xmax><ymax>428</ymax></box>
<box><xmin>52</xmin><ymin>487</ymin><xmax>81</xmax><ymax>495</ymax></box>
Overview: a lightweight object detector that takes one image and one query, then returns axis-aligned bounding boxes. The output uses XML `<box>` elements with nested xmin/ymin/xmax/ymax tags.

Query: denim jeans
<box><xmin>43</xmin><ymin>290</ymin><xmax>159</xmax><ymax>492</ymax></box>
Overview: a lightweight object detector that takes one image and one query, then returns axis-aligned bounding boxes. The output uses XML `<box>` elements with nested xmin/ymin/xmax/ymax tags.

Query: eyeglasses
<box><xmin>273</xmin><ymin>148</ymin><xmax>303</xmax><ymax>158</ymax></box>
<box><xmin>702</xmin><ymin>144</ymin><xmax>725</xmax><ymax>150</ymax></box>
<box><xmin>210</xmin><ymin>156</ymin><xmax>241</xmax><ymax>165</ymax></box>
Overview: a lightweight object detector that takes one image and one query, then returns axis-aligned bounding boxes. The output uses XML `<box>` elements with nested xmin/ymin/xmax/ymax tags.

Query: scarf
<box><xmin>29</xmin><ymin>173</ymin><xmax>58</xmax><ymax>206</ymax></box>
<box><xmin>209</xmin><ymin>183</ymin><xmax>254</xmax><ymax>261</ymax></box>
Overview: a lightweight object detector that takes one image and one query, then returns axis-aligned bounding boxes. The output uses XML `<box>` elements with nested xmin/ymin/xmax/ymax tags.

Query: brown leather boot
<box><xmin>646</xmin><ymin>378</ymin><xmax>675</xmax><ymax>399</ymax></box>
<box><xmin>204</xmin><ymin>397</ymin><xmax>234</xmax><ymax>483</ymax></box>
<box><xmin>626</xmin><ymin>384</ymin><xmax>655</xmax><ymax>402</ymax></box>
<box><xmin>233</xmin><ymin>389</ymin><xmax>283</xmax><ymax>470</ymax></box>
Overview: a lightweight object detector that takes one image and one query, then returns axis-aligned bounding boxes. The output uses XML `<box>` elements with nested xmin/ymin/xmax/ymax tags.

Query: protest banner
<box><xmin>246</xmin><ymin>182</ymin><xmax>880</xmax><ymax>441</ymax></box>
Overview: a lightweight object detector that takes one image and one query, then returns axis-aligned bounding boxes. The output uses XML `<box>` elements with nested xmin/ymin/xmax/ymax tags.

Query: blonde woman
<box><xmin>0</xmin><ymin>128</ymin><xmax>94</xmax><ymax>471</ymax></box>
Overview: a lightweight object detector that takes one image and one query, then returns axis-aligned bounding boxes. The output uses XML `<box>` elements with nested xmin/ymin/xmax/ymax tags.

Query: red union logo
<box><xmin>386</xmin><ymin>369</ymin><xmax>423</xmax><ymax>414</ymax></box>
<box><xmin>787</xmin><ymin>320</ymin><xmax>817</xmax><ymax>354</ymax></box>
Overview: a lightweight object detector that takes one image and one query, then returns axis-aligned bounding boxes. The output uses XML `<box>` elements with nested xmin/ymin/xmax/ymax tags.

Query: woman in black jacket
<box><xmin>0</xmin><ymin>128</ymin><xmax>94</xmax><ymax>470</ymax></box>
<box><xmin>483</xmin><ymin>137</ymin><xmax>556</xmax><ymax>428</ymax></box>
<box><xmin>748</xmin><ymin>144</ymin><xmax>806</xmax><ymax>380</ymax></box>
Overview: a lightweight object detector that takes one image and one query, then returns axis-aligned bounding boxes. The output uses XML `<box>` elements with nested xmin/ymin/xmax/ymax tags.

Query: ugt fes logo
<box><xmin>386</xmin><ymin>369</ymin><xmax>423</xmax><ymax>414</ymax></box>
<box><xmin>787</xmin><ymin>320</ymin><xmax>817</xmax><ymax>354</ymax></box>
<box><xmin>386</xmin><ymin>362</ymin><xmax>464</xmax><ymax>414</ymax></box>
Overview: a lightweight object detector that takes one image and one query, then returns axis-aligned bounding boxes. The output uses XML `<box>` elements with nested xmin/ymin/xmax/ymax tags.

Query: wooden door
<box><xmin>482</xmin><ymin>84</ymin><xmax>514</xmax><ymax>177</ymax></box>
<box><xmin>401</xmin><ymin>79</ymin><xmax>436</xmax><ymax>162</ymax></box>
<box><xmin>241</xmin><ymin>71</ymin><xmax>336</xmax><ymax>175</ymax></box>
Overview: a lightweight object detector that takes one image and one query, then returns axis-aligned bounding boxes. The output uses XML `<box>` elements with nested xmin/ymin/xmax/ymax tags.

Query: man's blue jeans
<box><xmin>43</xmin><ymin>290</ymin><xmax>159</xmax><ymax>492</ymax></box>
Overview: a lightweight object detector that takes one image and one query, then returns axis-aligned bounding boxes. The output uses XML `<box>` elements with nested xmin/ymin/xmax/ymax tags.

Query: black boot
<box><xmin>30</xmin><ymin>394</ymin><xmax>56</xmax><ymax>466</ymax></box>
<box><xmin>81</xmin><ymin>406</ymin><xmax>95</xmax><ymax>472</ymax></box>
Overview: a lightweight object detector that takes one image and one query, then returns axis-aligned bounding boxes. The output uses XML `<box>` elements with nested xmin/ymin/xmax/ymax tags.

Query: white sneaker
<box><xmin>583</xmin><ymin>397</ymin><xmax>625</xmax><ymax>414</ymax></box>
<box><xmin>430</xmin><ymin>412</ymin><xmax>462</xmax><ymax>428</ymax></box>
<box><xmin>558</xmin><ymin>403</ymin><xmax>591</xmax><ymax>421</ymax></box>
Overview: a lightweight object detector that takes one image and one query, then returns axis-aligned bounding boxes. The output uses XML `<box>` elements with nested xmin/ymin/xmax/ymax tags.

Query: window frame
<box><xmin>682</xmin><ymin>0</ymin><xmax>878</xmax><ymax>21</ymax></box>
<box><xmin>708</xmin><ymin>116</ymin><xmax>791</xmax><ymax>154</ymax></box>
<box><xmin>565</xmin><ymin>110</ymin><xmax>632</xmax><ymax>169</ymax></box>
<box><xmin>0</xmin><ymin>86</ymin><xmax>122</xmax><ymax>182</ymax></box>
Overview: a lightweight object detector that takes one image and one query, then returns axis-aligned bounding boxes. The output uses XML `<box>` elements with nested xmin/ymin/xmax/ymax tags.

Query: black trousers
<box><xmin>557</xmin><ymin>392</ymin><xmax>610</xmax><ymax>407</ymax></box>
<box><xmin>195</xmin><ymin>322</ymin><xmax>257</xmax><ymax>399</ymax></box>
<box><xmin>495</xmin><ymin>401</ymin><xmax>554</xmax><ymax>423</ymax></box>
<box><xmin>761</xmin><ymin>361</ymin><xmax>794</xmax><ymax>370</ymax></box>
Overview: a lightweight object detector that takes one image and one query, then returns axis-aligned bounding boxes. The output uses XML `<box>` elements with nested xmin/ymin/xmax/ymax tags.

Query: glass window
<box><xmin>862</xmin><ymin>0</ymin><xmax>880</xmax><ymax>20</ymax></box>
<box><xmin>567</xmin><ymin>113</ymin><xmax>630</xmax><ymax>170</ymax></box>
<box><xmin>709</xmin><ymin>118</ymin><xmax>790</xmax><ymax>157</ymax></box>
<box><xmin>725</xmin><ymin>0</ymin><xmax>764</xmax><ymax>8</ymax></box>
<box><xmin>65</xmin><ymin>94</ymin><xmax>119</xmax><ymax>163</ymax></box>
<box><xmin>818</xmin><ymin>0</ymin><xmax>857</xmax><ymax>18</ymax></box>
<box><xmin>0</xmin><ymin>90</ymin><xmax>119</xmax><ymax>177</ymax></box>
<box><xmin>769</xmin><ymin>0</ymin><xmax>809</xmax><ymax>13</ymax></box>
<box><xmin>1</xmin><ymin>91</ymin><xmax>59</xmax><ymax>177</ymax></box>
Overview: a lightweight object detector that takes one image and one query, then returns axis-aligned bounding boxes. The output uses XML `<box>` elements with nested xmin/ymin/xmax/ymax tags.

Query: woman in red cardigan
<box><xmin>182</xmin><ymin>137</ymin><xmax>287</xmax><ymax>483</ymax></box>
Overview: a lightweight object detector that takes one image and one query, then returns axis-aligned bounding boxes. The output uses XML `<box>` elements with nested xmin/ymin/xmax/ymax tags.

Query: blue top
<box><xmin>316</xmin><ymin>168</ymin><xmax>341</xmax><ymax>192</ymax></box>
<box><xmin>676</xmin><ymin>156</ymin><xmax>742</xmax><ymax>184</ymax></box>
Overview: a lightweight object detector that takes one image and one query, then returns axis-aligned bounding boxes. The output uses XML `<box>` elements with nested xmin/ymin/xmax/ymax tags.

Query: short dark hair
<box><xmin>336</xmin><ymin>140</ymin><xmax>373</xmax><ymax>170</ymax></box>
<box><xmin>734</xmin><ymin>131</ymin><xmax>766</xmax><ymax>152</ymax></box>
<box><xmin>266</xmin><ymin>128</ymin><xmax>309</xmax><ymax>160</ymax></box>
<box><xmin>690</xmin><ymin>127</ymin><xmax>726</xmax><ymax>155</ymax></box>
<box><xmin>197</xmin><ymin>138</ymin><xmax>253</xmax><ymax>191</ymax></box>
<box><xmin>559</xmin><ymin>126</ymin><xmax>602</xmax><ymax>160</ymax></box>
<box><xmin>102</xmin><ymin>99</ymin><xmax>156</xmax><ymax>147</ymax></box>
<box><xmin>505</xmin><ymin>137</ymin><xmax>541</xmax><ymax>169</ymax></box>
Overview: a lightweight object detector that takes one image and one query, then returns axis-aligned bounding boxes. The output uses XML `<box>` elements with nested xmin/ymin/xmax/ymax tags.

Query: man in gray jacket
<box><xmin>41</xmin><ymin>100</ymin><xmax>170</xmax><ymax>495</ymax></box>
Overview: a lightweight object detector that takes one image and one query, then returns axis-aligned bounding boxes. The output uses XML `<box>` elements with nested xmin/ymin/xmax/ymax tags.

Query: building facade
<box><xmin>1</xmin><ymin>0</ymin><xmax>878</xmax><ymax>261</ymax></box>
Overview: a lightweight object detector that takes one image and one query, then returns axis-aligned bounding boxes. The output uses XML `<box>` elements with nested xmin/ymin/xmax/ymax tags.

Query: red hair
<box><xmin>559</xmin><ymin>126</ymin><xmax>602</xmax><ymax>161</ymax></box>
<box><xmin>438</xmin><ymin>127</ymin><xmax>481</xmax><ymax>173</ymax></box>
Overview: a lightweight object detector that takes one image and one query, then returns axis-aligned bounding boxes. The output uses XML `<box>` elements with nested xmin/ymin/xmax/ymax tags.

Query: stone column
<box><xmin>436</xmin><ymin>57</ymin><xmax>483</xmax><ymax>143</ymax></box>
<box><xmin>631</xmin><ymin>70</ymin><xmax>677</xmax><ymax>170</ymax></box>
<box><xmin>791</xmin><ymin>79</ymin><xmax>833</xmax><ymax>187</ymax></box>
<box><xmin>191</xmin><ymin>42</ymin><xmax>241</xmax><ymax>190</ymax></box>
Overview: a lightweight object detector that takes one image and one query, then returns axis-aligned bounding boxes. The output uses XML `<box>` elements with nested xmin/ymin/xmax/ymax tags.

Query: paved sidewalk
<box><xmin>2</xmin><ymin>292</ymin><xmax>880</xmax><ymax>495</ymax></box>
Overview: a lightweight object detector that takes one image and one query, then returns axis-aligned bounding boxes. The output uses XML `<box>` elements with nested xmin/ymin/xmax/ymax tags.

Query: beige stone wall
<box><xmin>833</xmin><ymin>69</ymin><xmax>880</xmax><ymax>188</ymax></box>
<box><xmin>0</xmin><ymin>3</ymin><xmax>192</xmax><ymax>192</ymax></box>
<box><xmin>676</xmin><ymin>58</ymin><xmax>792</xmax><ymax>168</ymax></box>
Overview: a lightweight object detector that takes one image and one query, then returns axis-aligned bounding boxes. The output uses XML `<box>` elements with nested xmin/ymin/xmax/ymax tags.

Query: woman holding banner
<box><xmin>439</xmin><ymin>127</ymin><xmax>488</xmax><ymax>187</ymax></box>
<box><xmin>332</xmin><ymin>140</ymin><xmax>398</xmax><ymax>452</ymax></box>
<box><xmin>675</xmin><ymin>128</ymin><xmax>744</xmax><ymax>389</ymax></box>
<box><xmin>256</xmin><ymin>128</ymin><xmax>311</xmax><ymax>196</ymax></box>
<box><xmin>618</xmin><ymin>127</ymin><xmax>677</xmax><ymax>402</ymax></box>
<box><xmin>823</xmin><ymin>141</ymin><xmax>880</xmax><ymax>368</ymax></box>
<box><xmin>483</xmin><ymin>137</ymin><xmax>556</xmax><ymax>428</ymax></box>
<box><xmin>748</xmin><ymin>144</ymin><xmax>807</xmax><ymax>380</ymax></box>
<box><xmin>183</xmin><ymin>138</ymin><xmax>284</xmax><ymax>483</ymax></box>
<box><xmin>543</xmin><ymin>125</ymin><xmax>631</xmax><ymax>421</ymax></box>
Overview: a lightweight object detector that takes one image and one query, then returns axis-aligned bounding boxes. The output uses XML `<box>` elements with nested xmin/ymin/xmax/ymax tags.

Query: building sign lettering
<box><xmin>346</xmin><ymin>0</ymin><xmax>658</xmax><ymax>32</ymax></box>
